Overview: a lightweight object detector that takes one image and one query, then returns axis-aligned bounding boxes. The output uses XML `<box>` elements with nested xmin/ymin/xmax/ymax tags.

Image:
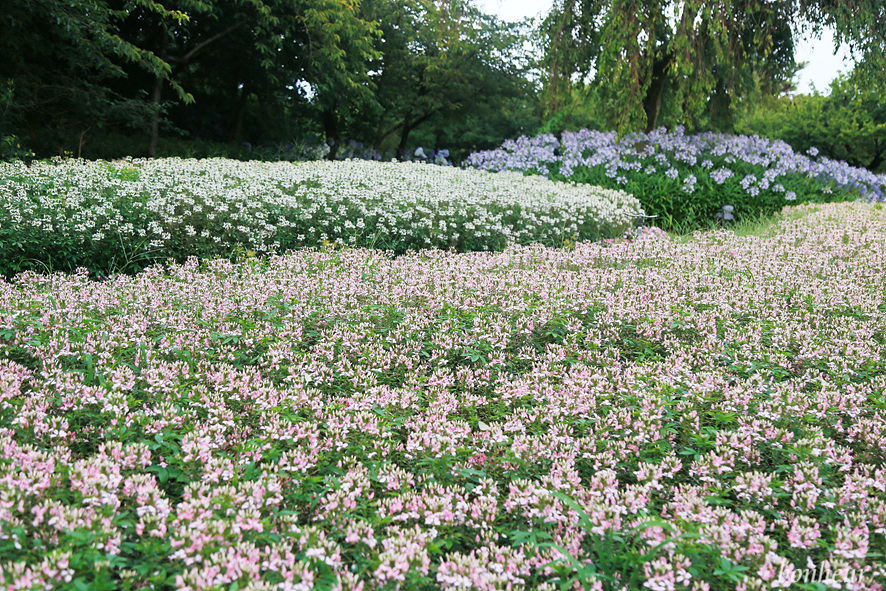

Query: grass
<box><xmin>663</xmin><ymin>206</ymin><xmax>816</xmax><ymax>244</ymax></box>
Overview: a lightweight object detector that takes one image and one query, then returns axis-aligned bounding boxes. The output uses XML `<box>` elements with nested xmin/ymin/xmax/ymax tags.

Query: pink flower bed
<box><xmin>0</xmin><ymin>202</ymin><xmax>884</xmax><ymax>590</ymax></box>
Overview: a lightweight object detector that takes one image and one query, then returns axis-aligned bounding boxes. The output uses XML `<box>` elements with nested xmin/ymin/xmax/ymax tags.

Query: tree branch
<box><xmin>167</xmin><ymin>22</ymin><xmax>245</xmax><ymax>66</ymax></box>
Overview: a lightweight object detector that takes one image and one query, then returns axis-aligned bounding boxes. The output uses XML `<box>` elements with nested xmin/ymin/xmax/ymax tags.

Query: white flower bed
<box><xmin>0</xmin><ymin>158</ymin><xmax>642</xmax><ymax>273</ymax></box>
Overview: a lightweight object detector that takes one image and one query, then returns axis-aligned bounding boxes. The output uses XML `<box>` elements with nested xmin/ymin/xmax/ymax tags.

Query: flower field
<box><xmin>1</xmin><ymin>197</ymin><xmax>885</xmax><ymax>589</ymax></box>
<box><xmin>466</xmin><ymin>128</ymin><xmax>886</xmax><ymax>230</ymax></box>
<box><xmin>0</xmin><ymin>158</ymin><xmax>639</xmax><ymax>277</ymax></box>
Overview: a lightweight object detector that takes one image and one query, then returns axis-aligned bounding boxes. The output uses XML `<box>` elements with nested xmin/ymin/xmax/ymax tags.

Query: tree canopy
<box><xmin>360</xmin><ymin>0</ymin><xmax>535</xmax><ymax>157</ymax></box>
<box><xmin>0</xmin><ymin>0</ymin><xmax>535</xmax><ymax>160</ymax></box>
<box><xmin>0</xmin><ymin>0</ymin><xmax>882</xmax><ymax>161</ymax></box>
<box><xmin>539</xmin><ymin>0</ymin><xmax>885</xmax><ymax>134</ymax></box>
<box><xmin>737</xmin><ymin>70</ymin><xmax>886</xmax><ymax>173</ymax></box>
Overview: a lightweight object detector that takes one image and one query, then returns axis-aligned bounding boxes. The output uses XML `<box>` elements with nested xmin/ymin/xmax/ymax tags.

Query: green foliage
<box><xmin>358</xmin><ymin>0</ymin><xmax>537</xmax><ymax>158</ymax></box>
<box><xmin>540</xmin><ymin>0</ymin><xmax>799</xmax><ymax>133</ymax></box>
<box><xmin>539</xmin><ymin>0</ymin><xmax>885</xmax><ymax>136</ymax></box>
<box><xmin>737</xmin><ymin>72</ymin><xmax>886</xmax><ymax>173</ymax></box>
<box><xmin>0</xmin><ymin>0</ymin><xmax>185</xmax><ymax>158</ymax></box>
<box><xmin>0</xmin><ymin>0</ymin><xmax>382</xmax><ymax>158</ymax></box>
<box><xmin>537</xmin><ymin>85</ymin><xmax>607</xmax><ymax>136</ymax></box>
<box><xmin>0</xmin><ymin>136</ymin><xmax>32</xmax><ymax>164</ymax></box>
<box><xmin>562</xmin><ymin>165</ymin><xmax>850</xmax><ymax>232</ymax></box>
<box><xmin>798</xmin><ymin>0</ymin><xmax>886</xmax><ymax>85</ymax></box>
<box><xmin>303</xmin><ymin>0</ymin><xmax>381</xmax><ymax>134</ymax></box>
<box><xmin>0</xmin><ymin>81</ymin><xmax>30</xmax><ymax>161</ymax></box>
<box><xmin>1</xmin><ymin>0</ymin><xmax>536</xmax><ymax>162</ymax></box>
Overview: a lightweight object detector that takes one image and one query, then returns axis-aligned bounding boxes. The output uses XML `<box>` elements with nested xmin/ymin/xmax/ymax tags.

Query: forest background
<box><xmin>0</xmin><ymin>0</ymin><xmax>883</xmax><ymax>173</ymax></box>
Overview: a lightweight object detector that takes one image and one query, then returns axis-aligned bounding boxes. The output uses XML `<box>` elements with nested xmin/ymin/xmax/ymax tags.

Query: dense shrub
<box><xmin>466</xmin><ymin>127</ymin><xmax>885</xmax><ymax>231</ymax></box>
<box><xmin>737</xmin><ymin>73</ymin><xmax>886</xmax><ymax>174</ymax></box>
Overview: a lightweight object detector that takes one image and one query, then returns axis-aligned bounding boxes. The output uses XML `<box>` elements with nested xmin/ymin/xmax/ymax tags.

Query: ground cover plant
<box><xmin>0</xmin><ymin>158</ymin><xmax>640</xmax><ymax>278</ymax></box>
<box><xmin>466</xmin><ymin>127</ymin><xmax>886</xmax><ymax>231</ymax></box>
<box><xmin>1</xmin><ymin>201</ymin><xmax>885</xmax><ymax>589</ymax></box>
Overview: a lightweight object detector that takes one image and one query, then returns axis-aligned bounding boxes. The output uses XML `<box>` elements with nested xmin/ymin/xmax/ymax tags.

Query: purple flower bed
<box><xmin>0</xmin><ymin>202</ymin><xmax>884</xmax><ymax>589</ymax></box>
<box><xmin>466</xmin><ymin>128</ymin><xmax>886</xmax><ymax>230</ymax></box>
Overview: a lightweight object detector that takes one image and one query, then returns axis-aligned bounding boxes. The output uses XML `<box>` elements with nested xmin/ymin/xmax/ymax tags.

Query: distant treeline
<box><xmin>0</xmin><ymin>0</ymin><xmax>882</xmax><ymax>170</ymax></box>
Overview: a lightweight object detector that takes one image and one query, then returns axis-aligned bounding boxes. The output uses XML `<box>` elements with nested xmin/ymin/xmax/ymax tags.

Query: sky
<box><xmin>476</xmin><ymin>0</ymin><xmax>854</xmax><ymax>95</ymax></box>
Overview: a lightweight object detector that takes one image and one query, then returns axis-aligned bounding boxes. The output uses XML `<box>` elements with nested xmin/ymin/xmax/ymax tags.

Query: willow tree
<box><xmin>541</xmin><ymin>0</ymin><xmax>886</xmax><ymax>134</ymax></box>
<box><xmin>799</xmin><ymin>0</ymin><xmax>885</xmax><ymax>81</ymax></box>
<box><xmin>541</xmin><ymin>0</ymin><xmax>801</xmax><ymax>133</ymax></box>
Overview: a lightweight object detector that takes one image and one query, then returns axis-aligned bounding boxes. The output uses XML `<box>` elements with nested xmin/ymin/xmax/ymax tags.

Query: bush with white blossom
<box><xmin>0</xmin><ymin>157</ymin><xmax>641</xmax><ymax>276</ymax></box>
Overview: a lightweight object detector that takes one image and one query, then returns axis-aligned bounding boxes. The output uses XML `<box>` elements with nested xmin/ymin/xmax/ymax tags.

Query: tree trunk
<box><xmin>324</xmin><ymin>109</ymin><xmax>339</xmax><ymax>160</ymax></box>
<box><xmin>869</xmin><ymin>143</ymin><xmax>884</xmax><ymax>172</ymax></box>
<box><xmin>396</xmin><ymin>109</ymin><xmax>439</xmax><ymax>158</ymax></box>
<box><xmin>708</xmin><ymin>78</ymin><xmax>734</xmax><ymax>133</ymax></box>
<box><xmin>148</xmin><ymin>75</ymin><xmax>163</xmax><ymax>158</ymax></box>
<box><xmin>642</xmin><ymin>54</ymin><xmax>672</xmax><ymax>133</ymax></box>
<box><xmin>397</xmin><ymin>117</ymin><xmax>414</xmax><ymax>158</ymax></box>
<box><xmin>148</xmin><ymin>22</ymin><xmax>243</xmax><ymax>156</ymax></box>
<box><xmin>373</xmin><ymin>110</ymin><xmax>396</xmax><ymax>151</ymax></box>
<box><xmin>229</xmin><ymin>83</ymin><xmax>249</xmax><ymax>143</ymax></box>
<box><xmin>543</xmin><ymin>0</ymin><xmax>576</xmax><ymax>119</ymax></box>
<box><xmin>148</xmin><ymin>29</ymin><xmax>169</xmax><ymax>159</ymax></box>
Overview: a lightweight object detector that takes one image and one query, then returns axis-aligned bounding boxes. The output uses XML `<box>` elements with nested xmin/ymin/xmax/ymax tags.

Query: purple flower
<box><xmin>711</xmin><ymin>169</ymin><xmax>734</xmax><ymax>184</ymax></box>
<box><xmin>465</xmin><ymin>127</ymin><xmax>885</xmax><ymax>203</ymax></box>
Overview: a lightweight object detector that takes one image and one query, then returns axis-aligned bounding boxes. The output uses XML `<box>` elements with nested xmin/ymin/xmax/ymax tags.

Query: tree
<box><xmin>358</xmin><ymin>0</ymin><xmax>534</xmax><ymax>157</ymax></box>
<box><xmin>737</xmin><ymin>72</ymin><xmax>886</xmax><ymax>173</ymax></box>
<box><xmin>299</xmin><ymin>0</ymin><xmax>381</xmax><ymax>159</ymax></box>
<box><xmin>539</xmin><ymin>0</ymin><xmax>886</xmax><ymax>136</ymax></box>
<box><xmin>114</xmin><ymin>0</ymin><xmax>378</xmax><ymax>156</ymax></box>
<box><xmin>0</xmin><ymin>0</ymin><xmax>380</xmax><ymax>158</ymax></box>
<box><xmin>798</xmin><ymin>0</ymin><xmax>885</xmax><ymax>84</ymax></box>
<box><xmin>0</xmin><ymin>0</ymin><xmax>180</xmax><ymax>155</ymax></box>
<box><xmin>2</xmin><ymin>0</ymin><xmax>534</xmax><ymax>161</ymax></box>
<box><xmin>540</xmin><ymin>0</ymin><xmax>800</xmax><ymax>134</ymax></box>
